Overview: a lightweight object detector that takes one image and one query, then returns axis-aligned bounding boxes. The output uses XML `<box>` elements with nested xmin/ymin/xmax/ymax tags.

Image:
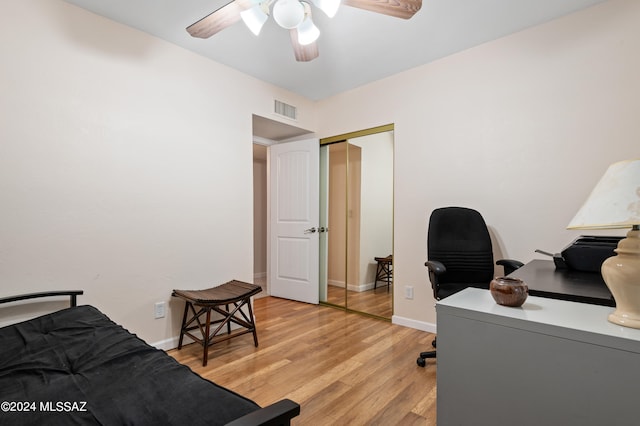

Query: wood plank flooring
<box><xmin>325</xmin><ymin>284</ymin><xmax>393</xmax><ymax>319</ymax></box>
<box><xmin>168</xmin><ymin>296</ymin><xmax>437</xmax><ymax>425</ymax></box>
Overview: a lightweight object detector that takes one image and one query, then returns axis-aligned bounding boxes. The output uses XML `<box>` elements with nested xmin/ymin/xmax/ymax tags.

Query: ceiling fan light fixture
<box><xmin>240</xmin><ymin>4</ymin><xmax>269</xmax><ymax>36</ymax></box>
<box><xmin>312</xmin><ymin>0</ymin><xmax>341</xmax><ymax>18</ymax></box>
<box><xmin>297</xmin><ymin>4</ymin><xmax>320</xmax><ymax>46</ymax></box>
<box><xmin>273</xmin><ymin>0</ymin><xmax>305</xmax><ymax>29</ymax></box>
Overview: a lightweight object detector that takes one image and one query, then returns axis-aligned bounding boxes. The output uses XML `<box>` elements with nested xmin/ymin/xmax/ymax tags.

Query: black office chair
<box><xmin>416</xmin><ymin>207</ymin><xmax>523</xmax><ymax>367</ymax></box>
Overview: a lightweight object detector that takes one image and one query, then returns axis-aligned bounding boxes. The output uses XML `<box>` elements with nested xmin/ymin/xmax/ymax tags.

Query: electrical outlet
<box><xmin>154</xmin><ymin>302</ymin><xmax>166</xmax><ymax>319</ymax></box>
<box><xmin>405</xmin><ymin>286</ymin><xmax>414</xmax><ymax>300</ymax></box>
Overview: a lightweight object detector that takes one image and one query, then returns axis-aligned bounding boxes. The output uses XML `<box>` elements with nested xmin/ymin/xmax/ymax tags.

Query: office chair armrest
<box><xmin>425</xmin><ymin>260</ymin><xmax>446</xmax><ymax>300</ymax></box>
<box><xmin>425</xmin><ymin>260</ymin><xmax>446</xmax><ymax>275</ymax></box>
<box><xmin>496</xmin><ymin>259</ymin><xmax>524</xmax><ymax>276</ymax></box>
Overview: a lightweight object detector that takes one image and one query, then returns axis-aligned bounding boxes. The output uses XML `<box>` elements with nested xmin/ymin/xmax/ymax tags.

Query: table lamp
<box><xmin>568</xmin><ymin>158</ymin><xmax>640</xmax><ymax>328</ymax></box>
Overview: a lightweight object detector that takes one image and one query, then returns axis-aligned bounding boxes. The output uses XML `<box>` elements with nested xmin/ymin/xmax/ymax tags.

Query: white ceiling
<box><xmin>63</xmin><ymin>0</ymin><xmax>606</xmax><ymax>102</ymax></box>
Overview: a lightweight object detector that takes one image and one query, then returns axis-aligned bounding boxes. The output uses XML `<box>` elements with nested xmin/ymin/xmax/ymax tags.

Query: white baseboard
<box><xmin>151</xmin><ymin>336</ymin><xmax>187</xmax><ymax>351</ymax></box>
<box><xmin>328</xmin><ymin>280</ymin><xmax>344</xmax><ymax>288</ymax></box>
<box><xmin>151</xmin><ymin>311</ymin><xmax>251</xmax><ymax>351</ymax></box>
<box><xmin>356</xmin><ymin>281</ymin><xmax>376</xmax><ymax>292</ymax></box>
<box><xmin>328</xmin><ymin>280</ymin><xmax>376</xmax><ymax>293</ymax></box>
<box><xmin>392</xmin><ymin>315</ymin><xmax>437</xmax><ymax>333</ymax></box>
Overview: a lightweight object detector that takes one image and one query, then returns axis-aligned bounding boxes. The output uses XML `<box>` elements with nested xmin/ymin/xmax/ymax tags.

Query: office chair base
<box><xmin>417</xmin><ymin>350</ymin><xmax>436</xmax><ymax>367</ymax></box>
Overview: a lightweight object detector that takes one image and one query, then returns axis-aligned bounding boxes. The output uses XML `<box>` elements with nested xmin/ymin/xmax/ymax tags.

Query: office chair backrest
<box><xmin>428</xmin><ymin>207</ymin><xmax>494</xmax><ymax>292</ymax></box>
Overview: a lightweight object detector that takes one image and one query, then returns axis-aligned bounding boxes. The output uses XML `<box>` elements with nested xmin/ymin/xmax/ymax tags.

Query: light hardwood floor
<box><xmin>168</xmin><ymin>296</ymin><xmax>437</xmax><ymax>425</ymax></box>
<box><xmin>325</xmin><ymin>284</ymin><xmax>393</xmax><ymax>319</ymax></box>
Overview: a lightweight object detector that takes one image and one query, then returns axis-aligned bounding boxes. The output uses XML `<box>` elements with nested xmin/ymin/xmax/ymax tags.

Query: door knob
<box><xmin>304</xmin><ymin>227</ymin><xmax>317</xmax><ymax>234</ymax></box>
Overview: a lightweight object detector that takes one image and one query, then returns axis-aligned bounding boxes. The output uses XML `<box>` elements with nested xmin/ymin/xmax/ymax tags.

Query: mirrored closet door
<box><xmin>319</xmin><ymin>125</ymin><xmax>394</xmax><ymax>319</ymax></box>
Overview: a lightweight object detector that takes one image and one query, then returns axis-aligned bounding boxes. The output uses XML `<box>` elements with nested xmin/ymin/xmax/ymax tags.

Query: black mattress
<box><xmin>0</xmin><ymin>305</ymin><xmax>260</xmax><ymax>425</ymax></box>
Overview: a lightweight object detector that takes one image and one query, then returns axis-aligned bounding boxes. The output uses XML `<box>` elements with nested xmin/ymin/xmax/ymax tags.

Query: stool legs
<box><xmin>203</xmin><ymin>308</ymin><xmax>212</xmax><ymax>366</ymax></box>
<box><xmin>177</xmin><ymin>297</ymin><xmax>258</xmax><ymax>366</ymax></box>
<box><xmin>178</xmin><ymin>302</ymin><xmax>189</xmax><ymax>350</ymax></box>
<box><xmin>246</xmin><ymin>298</ymin><xmax>258</xmax><ymax>347</ymax></box>
<box><xmin>374</xmin><ymin>260</ymin><xmax>392</xmax><ymax>292</ymax></box>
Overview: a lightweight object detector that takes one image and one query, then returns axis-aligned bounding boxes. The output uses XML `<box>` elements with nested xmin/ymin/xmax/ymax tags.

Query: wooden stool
<box><xmin>374</xmin><ymin>255</ymin><xmax>393</xmax><ymax>292</ymax></box>
<box><xmin>172</xmin><ymin>280</ymin><xmax>262</xmax><ymax>366</ymax></box>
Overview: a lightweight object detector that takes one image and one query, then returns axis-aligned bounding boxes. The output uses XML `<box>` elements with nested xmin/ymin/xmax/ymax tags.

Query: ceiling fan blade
<box><xmin>186</xmin><ymin>0</ymin><xmax>254</xmax><ymax>39</ymax></box>
<box><xmin>342</xmin><ymin>0</ymin><xmax>422</xmax><ymax>19</ymax></box>
<box><xmin>289</xmin><ymin>30</ymin><xmax>319</xmax><ymax>62</ymax></box>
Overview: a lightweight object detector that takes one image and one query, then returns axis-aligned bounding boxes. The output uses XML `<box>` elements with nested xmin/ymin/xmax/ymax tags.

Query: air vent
<box><xmin>274</xmin><ymin>100</ymin><xmax>297</xmax><ymax>120</ymax></box>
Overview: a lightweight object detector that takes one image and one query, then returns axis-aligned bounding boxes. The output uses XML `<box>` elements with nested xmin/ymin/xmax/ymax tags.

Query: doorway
<box><xmin>251</xmin><ymin>114</ymin><xmax>314</xmax><ymax>298</ymax></box>
<box><xmin>252</xmin><ymin>143</ymin><xmax>268</xmax><ymax>297</ymax></box>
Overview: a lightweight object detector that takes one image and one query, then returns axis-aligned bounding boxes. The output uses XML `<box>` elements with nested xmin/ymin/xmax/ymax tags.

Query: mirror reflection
<box><xmin>319</xmin><ymin>126</ymin><xmax>394</xmax><ymax>319</ymax></box>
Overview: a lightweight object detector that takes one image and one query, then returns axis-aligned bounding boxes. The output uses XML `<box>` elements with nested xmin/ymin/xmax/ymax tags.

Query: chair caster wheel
<box><xmin>417</xmin><ymin>357</ymin><xmax>426</xmax><ymax>367</ymax></box>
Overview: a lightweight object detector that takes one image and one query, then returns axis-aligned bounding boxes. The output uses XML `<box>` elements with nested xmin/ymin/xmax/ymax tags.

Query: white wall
<box><xmin>2</xmin><ymin>0</ymin><xmax>638</xmax><ymax>341</ymax></box>
<box><xmin>316</xmin><ymin>0</ymin><xmax>639</xmax><ymax>330</ymax></box>
<box><xmin>0</xmin><ymin>0</ymin><xmax>316</xmax><ymax>345</ymax></box>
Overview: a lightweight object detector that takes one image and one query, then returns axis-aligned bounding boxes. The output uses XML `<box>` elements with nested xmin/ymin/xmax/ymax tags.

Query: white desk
<box><xmin>436</xmin><ymin>288</ymin><xmax>640</xmax><ymax>426</ymax></box>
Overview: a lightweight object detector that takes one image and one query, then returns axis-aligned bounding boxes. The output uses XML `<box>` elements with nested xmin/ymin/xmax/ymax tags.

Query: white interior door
<box><xmin>269</xmin><ymin>138</ymin><xmax>319</xmax><ymax>304</ymax></box>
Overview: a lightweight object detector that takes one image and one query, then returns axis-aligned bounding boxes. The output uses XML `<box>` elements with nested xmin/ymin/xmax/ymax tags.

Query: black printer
<box><xmin>537</xmin><ymin>235</ymin><xmax>623</xmax><ymax>272</ymax></box>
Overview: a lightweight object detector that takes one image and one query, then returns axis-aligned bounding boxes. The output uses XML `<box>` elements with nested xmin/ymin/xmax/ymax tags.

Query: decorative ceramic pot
<box><xmin>490</xmin><ymin>276</ymin><xmax>528</xmax><ymax>307</ymax></box>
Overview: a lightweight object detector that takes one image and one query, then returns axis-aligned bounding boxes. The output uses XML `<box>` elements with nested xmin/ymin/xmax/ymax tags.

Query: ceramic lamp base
<box><xmin>602</xmin><ymin>228</ymin><xmax>640</xmax><ymax>328</ymax></box>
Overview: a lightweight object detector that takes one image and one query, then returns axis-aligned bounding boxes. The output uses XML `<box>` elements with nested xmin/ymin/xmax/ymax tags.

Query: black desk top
<box><xmin>508</xmin><ymin>259</ymin><xmax>615</xmax><ymax>307</ymax></box>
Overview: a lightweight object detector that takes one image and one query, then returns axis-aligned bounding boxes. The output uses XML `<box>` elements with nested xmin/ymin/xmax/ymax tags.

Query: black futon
<box><xmin>0</xmin><ymin>292</ymin><xmax>299</xmax><ymax>425</ymax></box>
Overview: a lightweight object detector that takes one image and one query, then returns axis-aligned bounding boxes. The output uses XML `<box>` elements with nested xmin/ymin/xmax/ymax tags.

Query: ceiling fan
<box><xmin>186</xmin><ymin>0</ymin><xmax>422</xmax><ymax>62</ymax></box>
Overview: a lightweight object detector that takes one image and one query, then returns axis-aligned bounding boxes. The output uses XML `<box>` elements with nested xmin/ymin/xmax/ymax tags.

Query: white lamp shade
<box><xmin>273</xmin><ymin>0</ymin><xmax>305</xmax><ymax>29</ymax></box>
<box><xmin>297</xmin><ymin>15</ymin><xmax>319</xmax><ymax>45</ymax></box>
<box><xmin>568</xmin><ymin>158</ymin><xmax>640</xmax><ymax>229</ymax></box>
<box><xmin>312</xmin><ymin>0</ymin><xmax>341</xmax><ymax>18</ymax></box>
<box><xmin>240</xmin><ymin>4</ymin><xmax>268</xmax><ymax>36</ymax></box>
